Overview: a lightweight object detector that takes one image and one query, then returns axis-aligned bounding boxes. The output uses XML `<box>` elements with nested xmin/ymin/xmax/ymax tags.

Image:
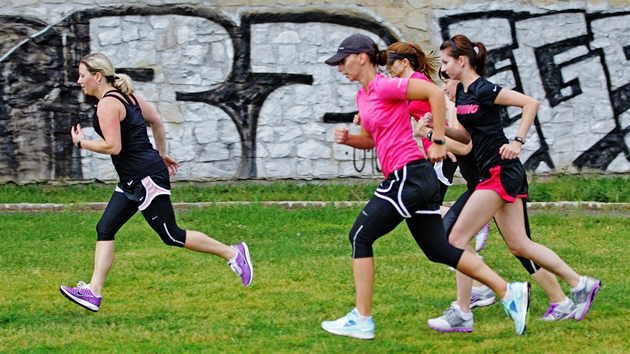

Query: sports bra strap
<box><xmin>102</xmin><ymin>90</ymin><xmax>137</xmax><ymax>106</ymax></box>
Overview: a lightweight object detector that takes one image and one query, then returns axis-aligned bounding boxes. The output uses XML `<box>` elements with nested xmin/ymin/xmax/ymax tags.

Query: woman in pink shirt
<box><xmin>320</xmin><ymin>33</ymin><xmax>531</xmax><ymax>340</ymax></box>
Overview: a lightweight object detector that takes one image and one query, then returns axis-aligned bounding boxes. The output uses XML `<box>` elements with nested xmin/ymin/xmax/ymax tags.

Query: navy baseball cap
<box><xmin>325</xmin><ymin>33</ymin><xmax>376</xmax><ymax>66</ymax></box>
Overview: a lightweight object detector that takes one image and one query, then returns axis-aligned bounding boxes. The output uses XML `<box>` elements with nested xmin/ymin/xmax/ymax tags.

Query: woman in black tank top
<box><xmin>60</xmin><ymin>53</ymin><xmax>254</xmax><ymax>313</ymax></box>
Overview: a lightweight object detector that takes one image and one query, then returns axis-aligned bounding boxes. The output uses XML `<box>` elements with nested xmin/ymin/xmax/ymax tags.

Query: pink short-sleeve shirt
<box><xmin>407</xmin><ymin>71</ymin><xmax>447</xmax><ymax>154</ymax></box>
<box><xmin>357</xmin><ymin>74</ymin><xmax>424</xmax><ymax>177</ymax></box>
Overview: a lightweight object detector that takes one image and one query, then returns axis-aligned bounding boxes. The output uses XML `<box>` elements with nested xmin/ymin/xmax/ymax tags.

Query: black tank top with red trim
<box><xmin>93</xmin><ymin>90</ymin><xmax>166</xmax><ymax>183</ymax></box>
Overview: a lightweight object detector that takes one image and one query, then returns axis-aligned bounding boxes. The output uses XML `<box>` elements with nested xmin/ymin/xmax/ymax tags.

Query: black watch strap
<box><xmin>514</xmin><ymin>136</ymin><xmax>525</xmax><ymax>144</ymax></box>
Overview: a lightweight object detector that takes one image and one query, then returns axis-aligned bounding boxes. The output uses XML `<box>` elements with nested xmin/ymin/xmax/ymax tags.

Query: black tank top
<box><xmin>93</xmin><ymin>90</ymin><xmax>166</xmax><ymax>183</ymax></box>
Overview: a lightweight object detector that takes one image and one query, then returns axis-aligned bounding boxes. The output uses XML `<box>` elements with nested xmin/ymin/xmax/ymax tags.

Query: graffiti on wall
<box><xmin>0</xmin><ymin>5</ymin><xmax>398</xmax><ymax>182</ymax></box>
<box><xmin>436</xmin><ymin>9</ymin><xmax>630</xmax><ymax>173</ymax></box>
<box><xmin>0</xmin><ymin>4</ymin><xmax>629</xmax><ymax>183</ymax></box>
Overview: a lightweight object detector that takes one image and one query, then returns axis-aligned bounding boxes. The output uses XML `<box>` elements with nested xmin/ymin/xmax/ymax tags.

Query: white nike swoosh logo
<box><xmin>493</xmin><ymin>86</ymin><xmax>497</xmax><ymax>92</ymax></box>
<box><xmin>127</xmin><ymin>180</ymin><xmax>133</xmax><ymax>185</ymax></box>
<box><xmin>152</xmin><ymin>216</ymin><xmax>158</xmax><ymax>220</ymax></box>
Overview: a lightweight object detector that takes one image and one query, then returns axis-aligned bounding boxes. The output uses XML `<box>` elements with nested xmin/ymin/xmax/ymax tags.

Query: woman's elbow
<box><xmin>527</xmin><ymin>98</ymin><xmax>540</xmax><ymax>111</ymax></box>
<box><xmin>107</xmin><ymin>144</ymin><xmax>122</xmax><ymax>155</ymax></box>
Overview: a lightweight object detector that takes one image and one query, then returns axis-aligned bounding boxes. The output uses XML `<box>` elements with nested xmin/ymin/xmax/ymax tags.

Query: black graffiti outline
<box><xmin>0</xmin><ymin>5</ymin><xmax>398</xmax><ymax>181</ymax></box>
<box><xmin>438</xmin><ymin>10</ymin><xmax>555</xmax><ymax>172</ymax></box>
<box><xmin>438</xmin><ymin>9</ymin><xmax>630</xmax><ymax>172</ymax></box>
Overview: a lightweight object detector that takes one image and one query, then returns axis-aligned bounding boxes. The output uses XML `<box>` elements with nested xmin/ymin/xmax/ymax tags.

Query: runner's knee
<box><xmin>96</xmin><ymin>221</ymin><xmax>116</xmax><ymax>241</ymax></box>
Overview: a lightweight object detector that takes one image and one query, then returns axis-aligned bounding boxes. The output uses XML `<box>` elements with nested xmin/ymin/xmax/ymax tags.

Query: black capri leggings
<box><xmin>443</xmin><ymin>190</ymin><xmax>541</xmax><ymax>274</ymax></box>
<box><xmin>349</xmin><ymin>196</ymin><xmax>463</xmax><ymax>269</ymax></box>
<box><xmin>96</xmin><ymin>192</ymin><xmax>187</xmax><ymax>247</ymax></box>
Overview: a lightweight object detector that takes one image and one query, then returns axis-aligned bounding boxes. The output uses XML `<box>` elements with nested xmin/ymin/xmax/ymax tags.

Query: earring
<box><xmin>97</xmin><ymin>81</ymin><xmax>101</xmax><ymax>85</ymax></box>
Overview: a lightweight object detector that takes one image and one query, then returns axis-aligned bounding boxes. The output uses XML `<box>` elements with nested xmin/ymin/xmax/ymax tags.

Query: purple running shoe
<box><xmin>228</xmin><ymin>242</ymin><xmax>253</xmax><ymax>287</ymax></box>
<box><xmin>60</xmin><ymin>281</ymin><xmax>101</xmax><ymax>312</ymax></box>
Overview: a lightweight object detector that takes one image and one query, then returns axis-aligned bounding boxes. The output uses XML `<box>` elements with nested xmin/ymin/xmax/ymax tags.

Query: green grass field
<box><xmin>1</xmin><ymin>198</ymin><xmax>629</xmax><ymax>353</ymax></box>
<box><xmin>4</xmin><ymin>174</ymin><xmax>630</xmax><ymax>204</ymax></box>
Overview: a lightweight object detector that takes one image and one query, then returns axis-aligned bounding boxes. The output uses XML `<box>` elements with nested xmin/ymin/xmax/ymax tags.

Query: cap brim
<box><xmin>325</xmin><ymin>52</ymin><xmax>349</xmax><ymax>66</ymax></box>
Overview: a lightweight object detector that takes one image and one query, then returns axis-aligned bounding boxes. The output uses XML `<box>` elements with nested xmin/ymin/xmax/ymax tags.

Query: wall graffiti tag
<box><xmin>0</xmin><ymin>5</ymin><xmax>397</xmax><ymax>182</ymax></box>
<box><xmin>436</xmin><ymin>9</ymin><xmax>630</xmax><ymax>173</ymax></box>
<box><xmin>1</xmin><ymin>4</ymin><xmax>629</xmax><ymax>183</ymax></box>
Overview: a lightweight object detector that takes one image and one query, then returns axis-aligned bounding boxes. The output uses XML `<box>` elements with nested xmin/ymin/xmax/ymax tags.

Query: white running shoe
<box><xmin>427</xmin><ymin>303</ymin><xmax>474</xmax><ymax>333</ymax></box>
<box><xmin>321</xmin><ymin>308</ymin><xmax>375</xmax><ymax>340</ymax></box>
<box><xmin>501</xmin><ymin>282</ymin><xmax>530</xmax><ymax>335</ymax></box>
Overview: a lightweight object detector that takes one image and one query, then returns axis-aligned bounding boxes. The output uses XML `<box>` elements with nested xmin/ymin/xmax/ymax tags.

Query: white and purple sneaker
<box><xmin>229</xmin><ymin>242</ymin><xmax>253</xmax><ymax>287</ymax></box>
<box><xmin>470</xmin><ymin>285</ymin><xmax>496</xmax><ymax>308</ymax></box>
<box><xmin>427</xmin><ymin>303</ymin><xmax>474</xmax><ymax>333</ymax></box>
<box><xmin>541</xmin><ymin>299</ymin><xmax>576</xmax><ymax>321</ymax></box>
<box><xmin>571</xmin><ymin>276</ymin><xmax>601</xmax><ymax>321</ymax></box>
<box><xmin>60</xmin><ymin>281</ymin><xmax>101</xmax><ymax>312</ymax></box>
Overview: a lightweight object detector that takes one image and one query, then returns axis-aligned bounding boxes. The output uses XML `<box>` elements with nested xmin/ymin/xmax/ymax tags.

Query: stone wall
<box><xmin>1</xmin><ymin>1</ymin><xmax>629</xmax><ymax>183</ymax></box>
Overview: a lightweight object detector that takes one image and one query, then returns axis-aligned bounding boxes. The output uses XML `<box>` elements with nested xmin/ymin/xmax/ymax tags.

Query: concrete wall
<box><xmin>1</xmin><ymin>0</ymin><xmax>629</xmax><ymax>183</ymax></box>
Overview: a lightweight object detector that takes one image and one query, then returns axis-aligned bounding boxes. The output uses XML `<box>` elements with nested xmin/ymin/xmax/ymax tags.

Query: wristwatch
<box><xmin>427</xmin><ymin>130</ymin><xmax>446</xmax><ymax>145</ymax></box>
<box><xmin>514</xmin><ymin>136</ymin><xmax>525</xmax><ymax>144</ymax></box>
<box><xmin>432</xmin><ymin>138</ymin><xmax>446</xmax><ymax>145</ymax></box>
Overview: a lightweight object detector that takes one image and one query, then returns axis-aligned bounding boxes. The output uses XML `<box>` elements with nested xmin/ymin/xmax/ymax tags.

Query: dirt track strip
<box><xmin>3</xmin><ymin>201</ymin><xmax>630</xmax><ymax>213</ymax></box>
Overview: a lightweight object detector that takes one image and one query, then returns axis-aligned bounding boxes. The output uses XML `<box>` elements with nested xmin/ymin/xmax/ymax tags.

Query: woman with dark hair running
<box><xmin>60</xmin><ymin>53</ymin><xmax>253</xmax><ymax>312</ymax></box>
<box><xmin>418</xmin><ymin>70</ymin><xmax>584</xmax><ymax>325</ymax></box>
<box><xmin>426</xmin><ymin>34</ymin><xmax>600</xmax><ymax>333</ymax></box>
<box><xmin>320</xmin><ymin>33</ymin><xmax>531</xmax><ymax>340</ymax></box>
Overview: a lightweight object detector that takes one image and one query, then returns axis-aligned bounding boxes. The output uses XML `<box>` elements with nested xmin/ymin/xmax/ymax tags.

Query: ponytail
<box><xmin>385</xmin><ymin>42</ymin><xmax>439</xmax><ymax>83</ymax></box>
<box><xmin>111</xmin><ymin>74</ymin><xmax>135</xmax><ymax>96</ymax></box>
<box><xmin>376</xmin><ymin>48</ymin><xmax>388</xmax><ymax>66</ymax></box>
<box><xmin>470</xmin><ymin>42</ymin><xmax>487</xmax><ymax>77</ymax></box>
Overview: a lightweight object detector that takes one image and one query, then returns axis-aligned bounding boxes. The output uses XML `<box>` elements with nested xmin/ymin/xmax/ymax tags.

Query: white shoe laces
<box><xmin>228</xmin><ymin>251</ymin><xmax>243</xmax><ymax>275</ymax></box>
<box><xmin>76</xmin><ymin>281</ymin><xmax>89</xmax><ymax>289</ymax></box>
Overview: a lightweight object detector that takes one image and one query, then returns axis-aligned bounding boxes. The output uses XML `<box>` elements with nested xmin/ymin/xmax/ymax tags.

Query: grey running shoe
<box><xmin>427</xmin><ymin>303</ymin><xmax>474</xmax><ymax>333</ymax></box>
<box><xmin>60</xmin><ymin>281</ymin><xmax>101</xmax><ymax>312</ymax></box>
<box><xmin>571</xmin><ymin>276</ymin><xmax>601</xmax><ymax>321</ymax></box>
<box><xmin>541</xmin><ymin>299</ymin><xmax>577</xmax><ymax>321</ymax></box>
<box><xmin>471</xmin><ymin>286</ymin><xmax>496</xmax><ymax>308</ymax></box>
